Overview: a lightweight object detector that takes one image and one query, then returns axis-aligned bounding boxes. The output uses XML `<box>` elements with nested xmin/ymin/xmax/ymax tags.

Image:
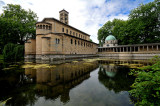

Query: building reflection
<box><xmin>98</xmin><ymin>62</ymin><xmax>135</xmax><ymax>93</ymax></box>
<box><xmin>25</xmin><ymin>61</ymin><xmax>98</xmax><ymax>103</ymax></box>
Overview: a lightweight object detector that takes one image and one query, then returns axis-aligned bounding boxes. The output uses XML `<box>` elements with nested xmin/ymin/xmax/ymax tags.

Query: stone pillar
<box><xmin>134</xmin><ymin>46</ymin><xmax>135</xmax><ymax>52</ymax></box>
<box><xmin>130</xmin><ymin>47</ymin><xmax>132</xmax><ymax>52</ymax></box>
<box><xmin>113</xmin><ymin>48</ymin><xmax>115</xmax><ymax>52</ymax></box>
<box><xmin>147</xmin><ymin>46</ymin><xmax>149</xmax><ymax>51</ymax></box>
<box><xmin>138</xmin><ymin>46</ymin><xmax>140</xmax><ymax>52</ymax></box>
<box><xmin>123</xmin><ymin>47</ymin><xmax>124</xmax><ymax>52</ymax></box>
<box><xmin>152</xmin><ymin>45</ymin><xmax>153</xmax><ymax>51</ymax></box>
<box><xmin>120</xmin><ymin>47</ymin><xmax>121</xmax><ymax>52</ymax></box>
<box><xmin>157</xmin><ymin>45</ymin><xmax>159</xmax><ymax>51</ymax></box>
<box><xmin>143</xmin><ymin>46</ymin><xmax>144</xmax><ymax>51</ymax></box>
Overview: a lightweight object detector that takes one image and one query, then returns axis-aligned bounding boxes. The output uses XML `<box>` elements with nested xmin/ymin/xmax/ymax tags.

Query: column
<box><xmin>157</xmin><ymin>45</ymin><xmax>159</xmax><ymax>51</ymax></box>
<box><xmin>143</xmin><ymin>46</ymin><xmax>144</xmax><ymax>51</ymax></box>
<box><xmin>123</xmin><ymin>47</ymin><xmax>124</xmax><ymax>52</ymax></box>
<box><xmin>126</xmin><ymin>47</ymin><xmax>128</xmax><ymax>52</ymax></box>
<box><xmin>152</xmin><ymin>45</ymin><xmax>153</xmax><ymax>51</ymax></box>
<box><xmin>130</xmin><ymin>47</ymin><xmax>132</xmax><ymax>52</ymax></box>
<box><xmin>147</xmin><ymin>46</ymin><xmax>148</xmax><ymax>51</ymax></box>
<box><xmin>120</xmin><ymin>47</ymin><xmax>121</xmax><ymax>52</ymax></box>
<box><xmin>134</xmin><ymin>46</ymin><xmax>135</xmax><ymax>52</ymax></box>
<box><xmin>113</xmin><ymin>48</ymin><xmax>115</xmax><ymax>52</ymax></box>
<box><xmin>138</xmin><ymin>46</ymin><xmax>140</xmax><ymax>52</ymax></box>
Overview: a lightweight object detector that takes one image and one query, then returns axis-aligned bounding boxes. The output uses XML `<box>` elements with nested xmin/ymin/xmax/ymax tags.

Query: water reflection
<box><xmin>98</xmin><ymin>64</ymin><xmax>135</xmax><ymax>93</ymax></box>
<box><xmin>1</xmin><ymin>61</ymin><xmax>98</xmax><ymax>105</ymax></box>
<box><xmin>0</xmin><ymin>59</ymin><xmax>150</xmax><ymax>106</ymax></box>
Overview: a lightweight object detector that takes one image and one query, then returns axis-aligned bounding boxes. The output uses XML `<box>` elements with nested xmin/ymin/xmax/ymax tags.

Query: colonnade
<box><xmin>98</xmin><ymin>44</ymin><xmax>160</xmax><ymax>53</ymax></box>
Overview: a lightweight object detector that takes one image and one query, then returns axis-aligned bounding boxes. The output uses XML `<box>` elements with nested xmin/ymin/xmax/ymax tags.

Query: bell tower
<box><xmin>59</xmin><ymin>9</ymin><xmax>69</xmax><ymax>24</ymax></box>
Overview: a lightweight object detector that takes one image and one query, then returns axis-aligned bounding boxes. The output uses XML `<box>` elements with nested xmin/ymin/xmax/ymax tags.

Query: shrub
<box><xmin>129</xmin><ymin>56</ymin><xmax>160</xmax><ymax>105</ymax></box>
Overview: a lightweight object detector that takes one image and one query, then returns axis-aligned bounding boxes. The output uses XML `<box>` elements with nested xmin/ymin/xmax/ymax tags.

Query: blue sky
<box><xmin>0</xmin><ymin>0</ymin><xmax>154</xmax><ymax>43</ymax></box>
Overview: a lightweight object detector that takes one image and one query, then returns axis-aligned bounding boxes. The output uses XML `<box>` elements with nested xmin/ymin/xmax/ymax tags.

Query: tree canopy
<box><xmin>97</xmin><ymin>0</ymin><xmax>160</xmax><ymax>46</ymax></box>
<box><xmin>0</xmin><ymin>4</ymin><xmax>38</xmax><ymax>53</ymax></box>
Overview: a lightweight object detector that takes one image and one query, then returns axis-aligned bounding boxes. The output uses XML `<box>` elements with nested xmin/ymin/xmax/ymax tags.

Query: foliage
<box><xmin>0</xmin><ymin>4</ymin><xmax>38</xmax><ymax>52</ymax></box>
<box><xmin>0</xmin><ymin>54</ymin><xmax>3</xmax><ymax>60</ymax></box>
<box><xmin>97</xmin><ymin>0</ymin><xmax>160</xmax><ymax>45</ymax></box>
<box><xmin>129</xmin><ymin>56</ymin><xmax>160</xmax><ymax>105</ymax></box>
<box><xmin>3</xmin><ymin>43</ymin><xmax>24</xmax><ymax>61</ymax></box>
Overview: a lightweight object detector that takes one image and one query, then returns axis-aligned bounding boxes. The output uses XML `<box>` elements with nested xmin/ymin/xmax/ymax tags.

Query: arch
<box><xmin>43</xmin><ymin>25</ymin><xmax>45</xmax><ymax>29</ymax></box>
<box><xmin>40</xmin><ymin>25</ymin><xmax>42</xmax><ymax>29</ymax></box>
<box><xmin>49</xmin><ymin>26</ymin><xmax>51</xmax><ymax>30</ymax></box>
<box><xmin>46</xmin><ymin>25</ymin><xmax>48</xmax><ymax>29</ymax></box>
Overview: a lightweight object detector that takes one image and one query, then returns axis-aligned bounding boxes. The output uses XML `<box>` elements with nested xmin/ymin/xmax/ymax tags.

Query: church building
<box><xmin>25</xmin><ymin>9</ymin><xmax>98</xmax><ymax>60</ymax></box>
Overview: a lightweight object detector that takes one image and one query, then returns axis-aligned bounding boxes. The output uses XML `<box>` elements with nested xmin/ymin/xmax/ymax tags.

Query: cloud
<box><xmin>0</xmin><ymin>0</ymin><xmax>154</xmax><ymax>43</ymax></box>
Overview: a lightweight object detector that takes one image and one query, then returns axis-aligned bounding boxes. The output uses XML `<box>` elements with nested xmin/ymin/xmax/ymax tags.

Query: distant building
<box><xmin>103</xmin><ymin>34</ymin><xmax>118</xmax><ymax>47</ymax></box>
<box><xmin>25</xmin><ymin>9</ymin><xmax>98</xmax><ymax>60</ymax></box>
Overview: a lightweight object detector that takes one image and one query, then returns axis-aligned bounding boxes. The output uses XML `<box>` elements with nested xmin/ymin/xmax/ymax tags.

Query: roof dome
<box><xmin>105</xmin><ymin>35</ymin><xmax>116</xmax><ymax>41</ymax></box>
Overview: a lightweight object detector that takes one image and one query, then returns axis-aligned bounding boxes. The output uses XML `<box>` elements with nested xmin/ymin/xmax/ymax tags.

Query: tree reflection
<box><xmin>98</xmin><ymin>64</ymin><xmax>135</xmax><ymax>93</ymax></box>
<box><xmin>0</xmin><ymin>61</ymin><xmax>99</xmax><ymax>105</ymax></box>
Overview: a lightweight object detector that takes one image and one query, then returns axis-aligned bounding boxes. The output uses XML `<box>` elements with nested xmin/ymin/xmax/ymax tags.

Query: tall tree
<box><xmin>97</xmin><ymin>21</ymin><xmax>113</xmax><ymax>46</ymax></box>
<box><xmin>0</xmin><ymin>4</ymin><xmax>38</xmax><ymax>52</ymax></box>
<box><xmin>97</xmin><ymin>0</ymin><xmax>160</xmax><ymax>46</ymax></box>
<box><xmin>129</xmin><ymin>0</ymin><xmax>160</xmax><ymax>43</ymax></box>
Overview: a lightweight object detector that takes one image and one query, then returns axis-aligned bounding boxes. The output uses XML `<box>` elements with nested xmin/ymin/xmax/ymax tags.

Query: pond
<box><xmin>0</xmin><ymin>58</ymin><xmax>150</xmax><ymax>106</ymax></box>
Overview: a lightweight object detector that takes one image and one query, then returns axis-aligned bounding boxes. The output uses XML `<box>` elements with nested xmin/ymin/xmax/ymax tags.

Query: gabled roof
<box><xmin>36</xmin><ymin>17</ymin><xmax>90</xmax><ymax>36</ymax></box>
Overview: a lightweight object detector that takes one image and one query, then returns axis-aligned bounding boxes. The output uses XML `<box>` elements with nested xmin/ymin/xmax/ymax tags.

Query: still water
<box><xmin>0</xmin><ymin>58</ymin><xmax>150</xmax><ymax>106</ymax></box>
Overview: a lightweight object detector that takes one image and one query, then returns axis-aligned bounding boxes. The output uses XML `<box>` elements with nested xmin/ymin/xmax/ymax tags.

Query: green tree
<box><xmin>129</xmin><ymin>0</ymin><xmax>160</xmax><ymax>43</ymax></box>
<box><xmin>97</xmin><ymin>0</ymin><xmax>160</xmax><ymax>46</ymax></box>
<box><xmin>3</xmin><ymin>43</ymin><xmax>24</xmax><ymax>61</ymax></box>
<box><xmin>0</xmin><ymin>4</ymin><xmax>38</xmax><ymax>52</ymax></box>
<box><xmin>97</xmin><ymin>21</ymin><xmax>113</xmax><ymax>46</ymax></box>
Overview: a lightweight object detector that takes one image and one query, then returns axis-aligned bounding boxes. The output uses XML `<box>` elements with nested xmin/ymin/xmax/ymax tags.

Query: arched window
<box><xmin>66</xmin><ymin>29</ymin><xmax>68</xmax><ymax>34</ymax></box>
<box><xmin>78</xmin><ymin>41</ymin><xmax>80</xmax><ymax>45</ymax></box>
<box><xmin>46</xmin><ymin>25</ymin><xmax>48</xmax><ymax>29</ymax></box>
<box><xmin>40</xmin><ymin>25</ymin><xmax>42</xmax><ymax>29</ymax></box>
<box><xmin>70</xmin><ymin>31</ymin><xmax>72</xmax><ymax>35</ymax></box>
<box><xmin>71</xmin><ymin>39</ymin><xmax>73</xmax><ymax>44</ymax></box>
<box><xmin>62</xmin><ymin>28</ymin><xmax>64</xmax><ymax>32</ymax></box>
<box><xmin>49</xmin><ymin>26</ymin><xmax>51</xmax><ymax>30</ymax></box>
<box><xmin>43</xmin><ymin>25</ymin><xmax>45</xmax><ymax>29</ymax></box>
<box><xmin>75</xmin><ymin>40</ymin><xmax>77</xmax><ymax>45</ymax></box>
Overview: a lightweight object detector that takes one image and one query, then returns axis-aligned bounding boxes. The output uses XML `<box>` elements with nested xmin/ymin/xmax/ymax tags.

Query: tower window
<box><xmin>73</xmin><ymin>32</ymin><xmax>75</xmax><ymax>36</ymax></box>
<box><xmin>62</xmin><ymin>28</ymin><xmax>64</xmax><ymax>32</ymax></box>
<box><xmin>71</xmin><ymin>39</ymin><xmax>73</xmax><ymax>44</ymax></box>
<box><xmin>70</xmin><ymin>31</ymin><xmax>72</xmax><ymax>35</ymax></box>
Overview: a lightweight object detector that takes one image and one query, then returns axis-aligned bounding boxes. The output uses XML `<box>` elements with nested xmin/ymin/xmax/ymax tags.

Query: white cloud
<box><xmin>0</xmin><ymin>0</ymin><xmax>154</xmax><ymax>43</ymax></box>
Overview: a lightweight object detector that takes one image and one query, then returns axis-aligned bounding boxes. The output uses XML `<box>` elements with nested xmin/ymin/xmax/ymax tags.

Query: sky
<box><xmin>0</xmin><ymin>0</ymin><xmax>154</xmax><ymax>43</ymax></box>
